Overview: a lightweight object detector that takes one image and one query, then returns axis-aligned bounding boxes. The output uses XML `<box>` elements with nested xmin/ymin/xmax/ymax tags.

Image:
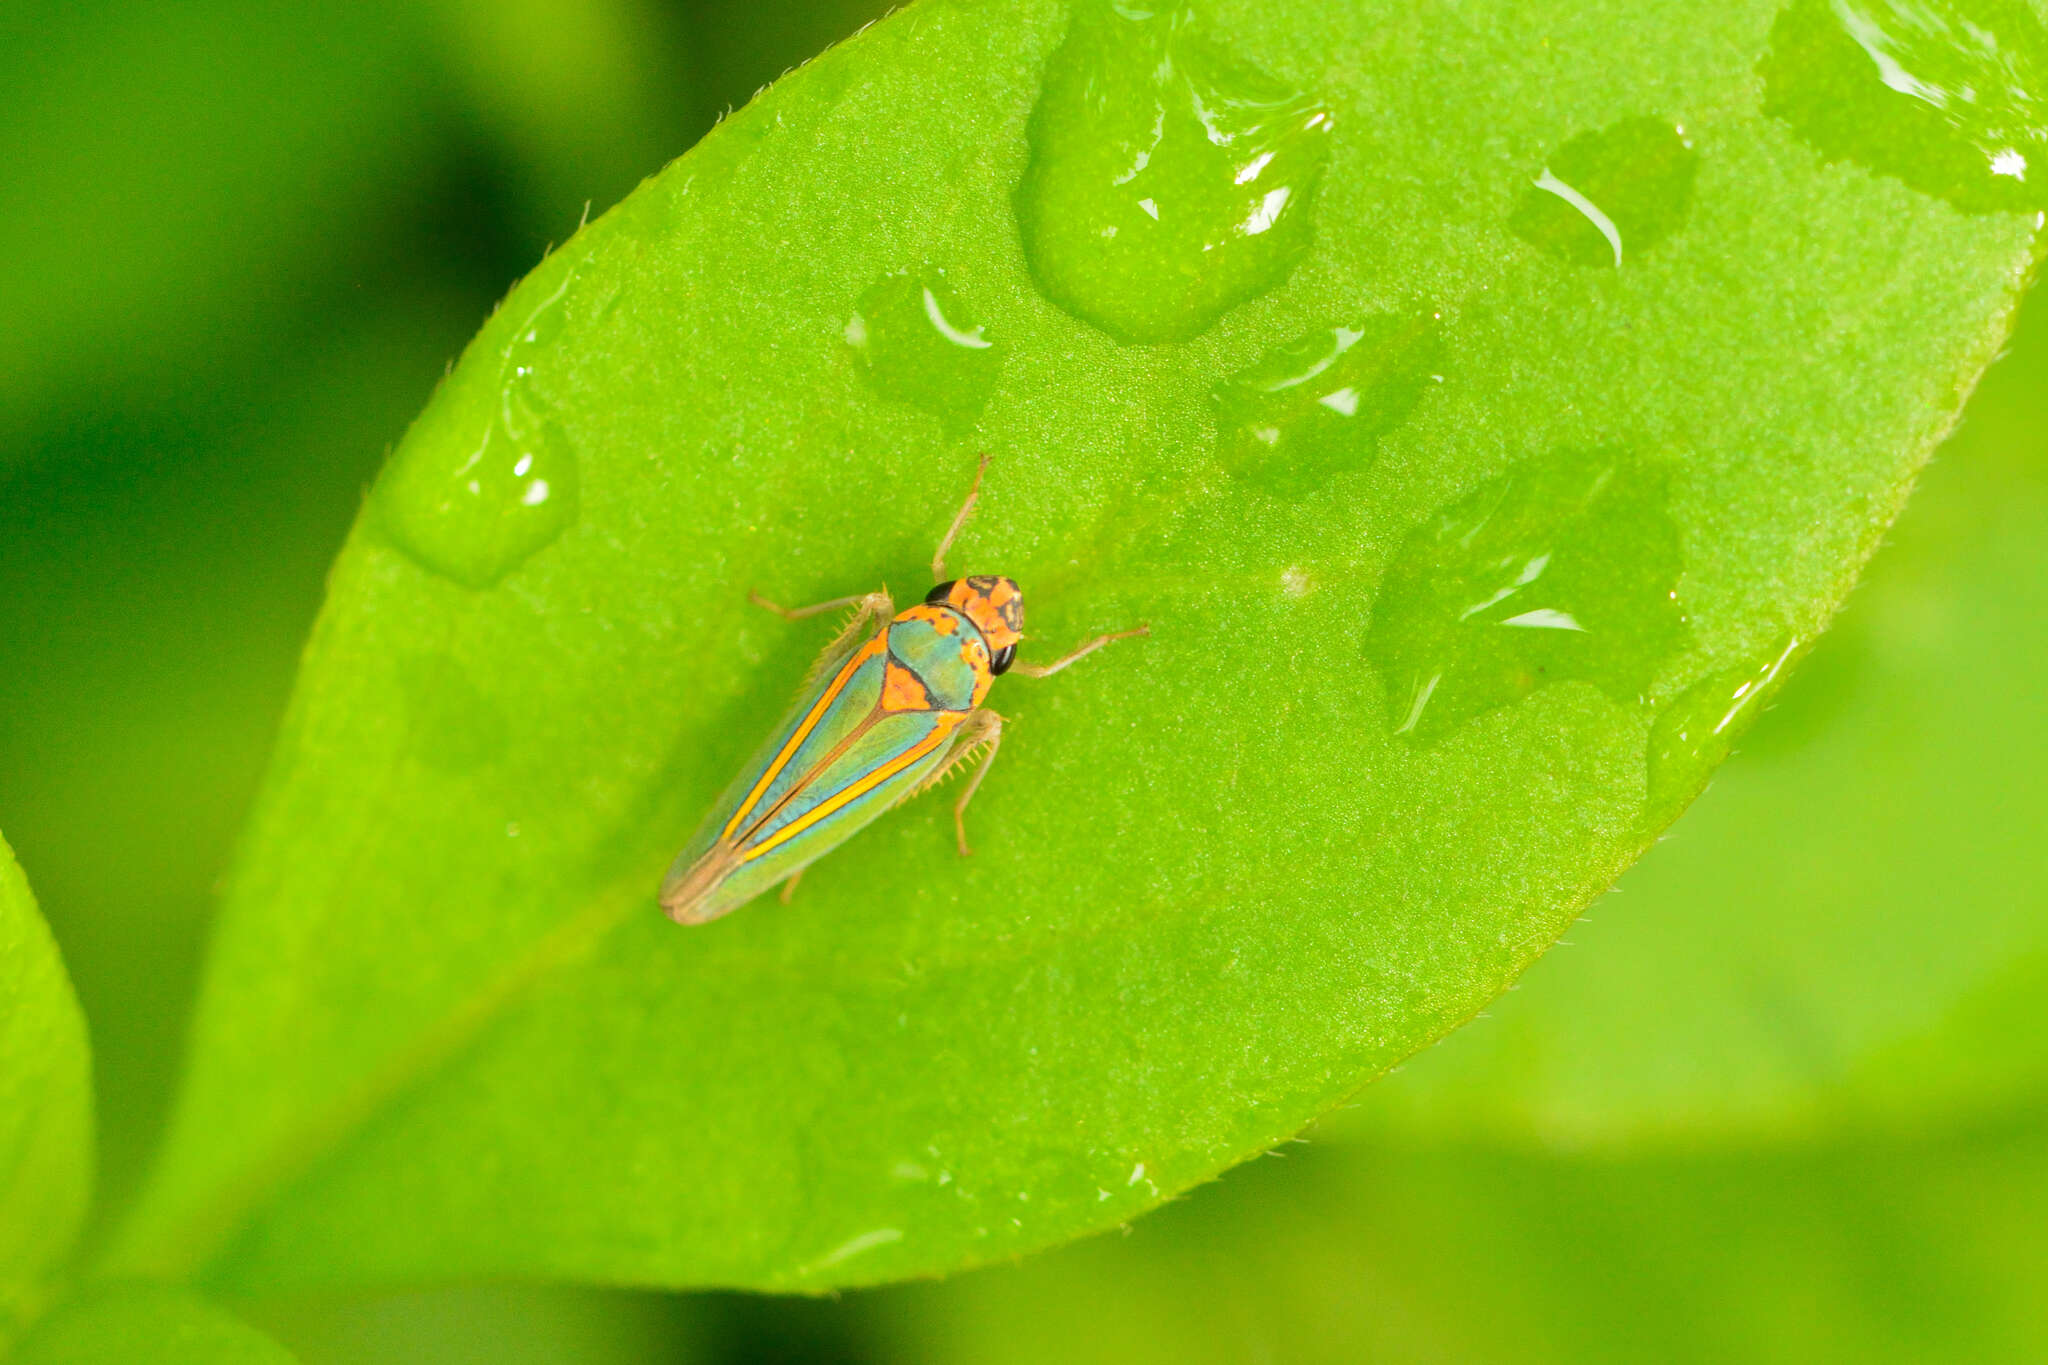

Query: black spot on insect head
<box><xmin>990</xmin><ymin>643</ymin><xmax>1016</xmax><ymax>675</ymax></box>
<box><xmin>926</xmin><ymin>580</ymin><xmax>957</xmax><ymax>604</ymax></box>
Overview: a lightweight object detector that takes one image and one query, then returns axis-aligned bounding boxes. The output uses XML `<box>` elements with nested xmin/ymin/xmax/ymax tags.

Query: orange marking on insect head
<box><xmin>943</xmin><ymin>575</ymin><xmax>1024</xmax><ymax>652</ymax></box>
<box><xmin>962</xmin><ymin>637</ymin><xmax>994</xmax><ymax>705</ymax></box>
<box><xmin>896</xmin><ymin>603</ymin><xmax>961</xmax><ymax>634</ymax></box>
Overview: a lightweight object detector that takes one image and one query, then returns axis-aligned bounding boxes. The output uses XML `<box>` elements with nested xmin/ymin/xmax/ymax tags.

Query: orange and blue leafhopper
<box><xmin>660</xmin><ymin>457</ymin><xmax>1146</xmax><ymax>924</ymax></box>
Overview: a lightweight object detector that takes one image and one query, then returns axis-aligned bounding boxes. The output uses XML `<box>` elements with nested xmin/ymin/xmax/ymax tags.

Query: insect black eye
<box><xmin>925</xmin><ymin>581</ymin><xmax>957</xmax><ymax>605</ymax></box>
<box><xmin>989</xmin><ymin>643</ymin><xmax>1016</xmax><ymax>675</ymax></box>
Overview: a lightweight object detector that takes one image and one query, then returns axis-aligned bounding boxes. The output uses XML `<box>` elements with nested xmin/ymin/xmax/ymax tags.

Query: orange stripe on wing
<box><xmin>737</xmin><ymin>710</ymin><xmax>965</xmax><ymax>863</ymax></box>
<box><xmin>720</xmin><ymin>634</ymin><xmax>887</xmax><ymax>842</ymax></box>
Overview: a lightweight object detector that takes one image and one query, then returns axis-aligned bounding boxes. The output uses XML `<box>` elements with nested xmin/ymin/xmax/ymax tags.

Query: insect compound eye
<box><xmin>989</xmin><ymin>643</ymin><xmax>1016</xmax><ymax>675</ymax></box>
<box><xmin>925</xmin><ymin>581</ymin><xmax>958</xmax><ymax>605</ymax></box>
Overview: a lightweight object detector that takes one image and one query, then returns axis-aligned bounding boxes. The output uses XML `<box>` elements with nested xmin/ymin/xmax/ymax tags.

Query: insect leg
<box><xmin>778</xmin><ymin>868</ymin><xmax>805</xmax><ymax>905</ymax></box>
<box><xmin>751</xmin><ymin>588</ymin><xmax>896</xmax><ymax>683</ymax></box>
<box><xmin>931</xmin><ymin>452</ymin><xmax>990</xmax><ymax>582</ymax></box>
<box><xmin>904</xmin><ymin>708</ymin><xmax>1008</xmax><ymax>856</ymax></box>
<box><xmin>749</xmin><ymin>587</ymin><xmax>890</xmax><ymax>622</ymax></box>
<box><xmin>950</xmin><ymin>712</ymin><xmax>1007</xmax><ymax>857</ymax></box>
<box><xmin>1011</xmin><ymin>624</ymin><xmax>1150</xmax><ymax>678</ymax></box>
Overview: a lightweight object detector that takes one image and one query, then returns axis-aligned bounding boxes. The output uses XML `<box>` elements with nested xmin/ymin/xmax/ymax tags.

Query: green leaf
<box><xmin>11</xmin><ymin>1284</ymin><xmax>297</xmax><ymax>1365</ymax></box>
<box><xmin>1350</xmin><ymin>282</ymin><xmax>2048</xmax><ymax>1146</ymax></box>
<box><xmin>114</xmin><ymin>0</ymin><xmax>2039</xmax><ymax>1291</ymax></box>
<box><xmin>0</xmin><ymin>836</ymin><xmax>92</xmax><ymax>1352</ymax></box>
<box><xmin>873</xmin><ymin>1115</ymin><xmax>2048</xmax><ymax>1364</ymax></box>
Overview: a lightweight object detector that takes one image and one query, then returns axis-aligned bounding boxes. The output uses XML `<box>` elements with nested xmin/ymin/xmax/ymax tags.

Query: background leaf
<box><xmin>857</xmin><ymin>1111</ymin><xmax>2048</xmax><ymax>1365</ymax></box>
<box><xmin>111</xmin><ymin>0</ymin><xmax>2040</xmax><ymax>1293</ymax></box>
<box><xmin>0</xmin><ymin>836</ymin><xmax>93</xmax><ymax>1351</ymax></box>
<box><xmin>245</xmin><ymin>1285</ymin><xmax>704</xmax><ymax>1365</ymax></box>
<box><xmin>12</xmin><ymin>1284</ymin><xmax>296</xmax><ymax>1365</ymax></box>
<box><xmin>0</xmin><ymin>1</ymin><xmax>438</xmax><ymax>464</ymax></box>
<box><xmin>0</xmin><ymin>0</ymin><xmax>693</xmax><ymax>472</ymax></box>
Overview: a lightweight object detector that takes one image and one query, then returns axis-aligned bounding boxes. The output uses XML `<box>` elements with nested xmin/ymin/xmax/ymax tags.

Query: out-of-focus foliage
<box><xmin>0</xmin><ymin>1</ymin><xmax>438</xmax><ymax>461</ymax></box>
<box><xmin>427</xmin><ymin>0</ymin><xmax>692</xmax><ymax>240</ymax></box>
<box><xmin>243</xmin><ymin>1285</ymin><xmax>703</xmax><ymax>1365</ymax></box>
<box><xmin>12</xmin><ymin>1284</ymin><xmax>295</xmax><ymax>1365</ymax></box>
<box><xmin>0</xmin><ymin>839</ymin><xmax>92</xmax><ymax>1355</ymax></box>
<box><xmin>871</xmin><ymin>1114</ymin><xmax>2048</xmax><ymax>1364</ymax></box>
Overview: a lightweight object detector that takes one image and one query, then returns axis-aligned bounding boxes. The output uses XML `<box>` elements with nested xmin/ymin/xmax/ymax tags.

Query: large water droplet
<box><xmin>1365</xmin><ymin>450</ymin><xmax>1690</xmax><ymax>741</ymax></box>
<box><xmin>1213</xmin><ymin>310</ymin><xmax>1443</xmax><ymax>495</ymax></box>
<box><xmin>375</xmin><ymin>265</ymin><xmax>584</xmax><ymax>589</ymax></box>
<box><xmin>1761</xmin><ymin>0</ymin><xmax>2048</xmax><ymax>212</ymax></box>
<box><xmin>1641</xmin><ymin>634</ymin><xmax>1803</xmax><ymax>829</ymax></box>
<box><xmin>1015</xmin><ymin>0</ymin><xmax>1335</xmax><ymax>344</ymax></box>
<box><xmin>1509</xmin><ymin>118</ymin><xmax>1700</xmax><ymax>268</ymax></box>
<box><xmin>845</xmin><ymin>268</ymin><xmax>1002</xmax><ymax>429</ymax></box>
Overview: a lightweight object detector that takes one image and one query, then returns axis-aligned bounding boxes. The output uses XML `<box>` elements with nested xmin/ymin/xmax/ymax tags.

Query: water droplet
<box><xmin>1509</xmin><ymin>119</ymin><xmax>1700</xmax><ymax>267</ymax></box>
<box><xmin>375</xmin><ymin>264</ymin><xmax>584</xmax><ymax>589</ymax></box>
<box><xmin>1213</xmin><ymin>310</ymin><xmax>1443</xmax><ymax>494</ymax></box>
<box><xmin>1015</xmin><ymin>0</ymin><xmax>1335</xmax><ymax>343</ymax></box>
<box><xmin>1365</xmin><ymin>450</ymin><xmax>1690</xmax><ymax>741</ymax></box>
<box><xmin>845</xmin><ymin>267</ymin><xmax>1002</xmax><ymax>429</ymax></box>
<box><xmin>1761</xmin><ymin>0</ymin><xmax>2048</xmax><ymax>212</ymax></box>
<box><xmin>1641</xmin><ymin>634</ymin><xmax>1803</xmax><ymax>828</ymax></box>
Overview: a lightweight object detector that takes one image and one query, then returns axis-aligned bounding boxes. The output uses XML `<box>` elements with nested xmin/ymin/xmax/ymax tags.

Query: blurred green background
<box><xmin>3</xmin><ymin>0</ymin><xmax>2042</xmax><ymax>1359</ymax></box>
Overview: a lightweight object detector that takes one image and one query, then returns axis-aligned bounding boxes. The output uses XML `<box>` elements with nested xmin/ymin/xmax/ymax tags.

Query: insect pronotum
<box><xmin>659</xmin><ymin>456</ymin><xmax>1147</xmax><ymax>924</ymax></box>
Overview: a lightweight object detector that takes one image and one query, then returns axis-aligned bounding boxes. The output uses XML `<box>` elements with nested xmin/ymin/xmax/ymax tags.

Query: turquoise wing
<box><xmin>660</xmin><ymin>611</ymin><xmax>984</xmax><ymax>924</ymax></box>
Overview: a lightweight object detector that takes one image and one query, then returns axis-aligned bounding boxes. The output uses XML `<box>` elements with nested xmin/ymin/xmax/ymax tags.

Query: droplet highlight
<box><xmin>1761</xmin><ymin>0</ymin><xmax>2048</xmax><ymax>212</ymax></box>
<box><xmin>1641</xmin><ymin>634</ymin><xmax>1803</xmax><ymax>829</ymax></box>
<box><xmin>1015</xmin><ymin>0</ymin><xmax>1335</xmax><ymax>343</ymax></box>
<box><xmin>1213</xmin><ymin>310</ymin><xmax>1443</xmax><ymax>495</ymax></box>
<box><xmin>845</xmin><ymin>268</ymin><xmax>1002</xmax><ymax>429</ymax></box>
<box><xmin>375</xmin><ymin>264</ymin><xmax>584</xmax><ymax>589</ymax></box>
<box><xmin>1509</xmin><ymin>118</ymin><xmax>1700</xmax><ymax>267</ymax></box>
<box><xmin>1365</xmin><ymin>450</ymin><xmax>1690</xmax><ymax>741</ymax></box>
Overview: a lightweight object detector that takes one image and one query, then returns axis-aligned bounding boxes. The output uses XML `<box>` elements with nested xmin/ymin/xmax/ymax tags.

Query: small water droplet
<box><xmin>375</xmin><ymin>263</ymin><xmax>585</xmax><ymax>588</ymax></box>
<box><xmin>1213</xmin><ymin>310</ymin><xmax>1443</xmax><ymax>495</ymax></box>
<box><xmin>1015</xmin><ymin>0</ymin><xmax>1335</xmax><ymax>343</ymax></box>
<box><xmin>1761</xmin><ymin>0</ymin><xmax>2048</xmax><ymax>212</ymax></box>
<box><xmin>1642</xmin><ymin>634</ymin><xmax>1803</xmax><ymax>829</ymax></box>
<box><xmin>1365</xmin><ymin>450</ymin><xmax>1690</xmax><ymax>741</ymax></box>
<box><xmin>845</xmin><ymin>267</ymin><xmax>1002</xmax><ymax>428</ymax></box>
<box><xmin>1509</xmin><ymin>119</ymin><xmax>1700</xmax><ymax>268</ymax></box>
